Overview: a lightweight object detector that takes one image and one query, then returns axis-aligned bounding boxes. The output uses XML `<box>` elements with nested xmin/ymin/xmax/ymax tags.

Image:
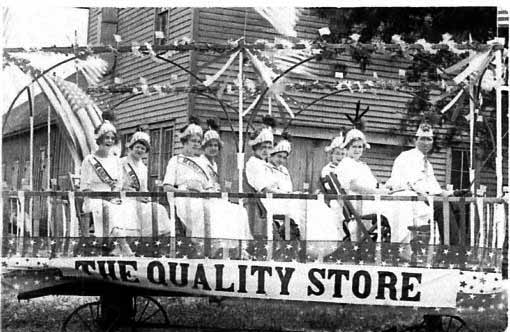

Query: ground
<box><xmin>0</xmin><ymin>287</ymin><xmax>507</xmax><ymax>332</ymax></box>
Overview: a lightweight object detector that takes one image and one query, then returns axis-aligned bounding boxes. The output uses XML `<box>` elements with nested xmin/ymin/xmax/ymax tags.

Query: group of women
<box><xmin>80</xmin><ymin>115</ymin><xmax>430</xmax><ymax>257</ymax></box>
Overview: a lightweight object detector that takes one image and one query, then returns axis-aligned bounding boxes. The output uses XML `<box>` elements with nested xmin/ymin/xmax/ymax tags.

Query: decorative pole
<box><xmin>468</xmin><ymin>82</ymin><xmax>476</xmax><ymax>246</ymax></box>
<box><xmin>237</xmin><ymin>42</ymin><xmax>244</xmax><ymax>194</ymax></box>
<box><xmin>47</xmin><ymin>106</ymin><xmax>51</xmax><ymax>190</ymax></box>
<box><xmin>495</xmin><ymin>49</ymin><xmax>503</xmax><ymax>198</ymax></box>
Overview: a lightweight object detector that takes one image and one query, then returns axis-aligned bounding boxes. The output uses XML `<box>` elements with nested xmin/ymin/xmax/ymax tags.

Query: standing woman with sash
<box><xmin>199</xmin><ymin>119</ymin><xmax>252</xmax><ymax>241</ymax></box>
<box><xmin>163</xmin><ymin>118</ymin><xmax>210</xmax><ymax>238</ymax></box>
<box><xmin>80</xmin><ymin>120</ymin><xmax>138</xmax><ymax>255</ymax></box>
<box><xmin>121</xmin><ymin>129</ymin><xmax>172</xmax><ymax>237</ymax></box>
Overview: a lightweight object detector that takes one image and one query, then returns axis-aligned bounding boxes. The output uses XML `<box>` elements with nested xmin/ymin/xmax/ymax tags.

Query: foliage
<box><xmin>314</xmin><ymin>7</ymin><xmax>497</xmax><ymax>43</ymax></box>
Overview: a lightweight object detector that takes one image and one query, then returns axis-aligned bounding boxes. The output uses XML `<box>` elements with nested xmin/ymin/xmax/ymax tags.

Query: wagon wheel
<box><xmin>130</xmin><ymin>296</ymin><xmax>170</xmax><ymax>330</ymax></box>
<box><xmin>418</xmin><ymin>314</ymin><xmax>473</xmax><ymax>332</ymax></box>
<box><xmin>61</xmin><ymin>301</ymin><xmax>120</xmax><ymax>332</ymax></box>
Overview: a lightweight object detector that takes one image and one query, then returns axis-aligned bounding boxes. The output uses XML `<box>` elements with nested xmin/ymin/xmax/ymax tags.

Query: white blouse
<box><xmin>121</xmin><ymin>156</ymin><xmax>148</xmax><ymax>191</ymax></box>
<box><xmin>245</xmin><ymin>156</ymin><xmax>279</xmax><ymax>192</ymax></box>
<box><xmin>336</xmin><ymin>157</ymin><xmax>378</xmax><ymax>194</ymax></box>
<box><xmin>163</xmin><ymin>154</ymin><xmax>209</xmax><ymax>191</ymax></box>
<box><xmin>80</xmin><ymin>154</ymin><xmax>122</xmax><ymax>192</ymax></box>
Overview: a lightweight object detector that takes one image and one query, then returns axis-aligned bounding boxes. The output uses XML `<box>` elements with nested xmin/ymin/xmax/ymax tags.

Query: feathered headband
<box><xmin>128</xmin><ymin>131</ymin><xmax>150</xmax><ymax>149</ymax></box>
<box><xmin>248</xmin><ymin>115</ymin><xmax>276</xmax><ymax>147</ymax></box>
<box><xmin>324</xmin><ymin>132</ymin><xmax>345</xmax><ymax>152</ymax></box>
<box><xmin>202</xmin><ymin>119</ymin><xmax>223</xmax><ymax>147</ymax></box>
<box><xmin>95</xmin><ymin>120</ymin><xmax>117</xmax><ymax>140</ymax></box>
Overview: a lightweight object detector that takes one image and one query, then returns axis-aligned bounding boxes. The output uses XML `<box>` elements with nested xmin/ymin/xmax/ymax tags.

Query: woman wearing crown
<box><xmin>121</xmin><ymin>129</ymin><xmax>173</xmax><ymax>237</ymax></box>
<box><xmin>198</xmin><ymin>119</ymin><xmax>252</xmax><ymax>243</ymax></box>
<box><xmin>80</xmin><ymin>120</ymin><xmax>138</xmax><ymax>255</ymax></box>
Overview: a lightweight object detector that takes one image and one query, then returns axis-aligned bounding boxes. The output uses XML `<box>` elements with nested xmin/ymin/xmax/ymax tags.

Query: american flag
<box><xmin>498</xmin><ymin>8</ymin><xmax>509</xmax><ymax>28</ymax></box>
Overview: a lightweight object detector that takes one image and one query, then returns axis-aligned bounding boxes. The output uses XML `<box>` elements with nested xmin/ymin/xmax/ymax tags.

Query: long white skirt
<box><xmin>83</xmin><ymin>198</ymin><xmax>139</xmax><ymax>237</ymax></box>
<box><xmin>124</xmin><ymin>199</ymin><xmax>173</xmax><ymax>237</ymax></box>
<box><xmin>261</xmin><ymin>198</ymin><xmax>343</xmax><ymax>240</ymax></box>
<box><xmin>175</xmin><ymin>197</ymin><xmax>252</xmax><ymax>240</ymax></box>
<box><xmin>340</xmin><ymin>192</ymin><xmax>431</xmax><ymax>244</ymax></box>
<box><xmin>207</xmin><ymin>199</ymin><xmax>253</xmax><ymax>240</ymax></box>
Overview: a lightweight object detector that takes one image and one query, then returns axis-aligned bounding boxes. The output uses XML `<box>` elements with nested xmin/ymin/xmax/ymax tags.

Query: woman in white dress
<box><xmin>121</xmin><ymin>130</ymin><xmax>172</xmax><ymax>237</ymax></box>
<box><xmin>163</xmin><ymin>118</ymin><xmax>209</xmax><ymax>238</ymax></box>
<box><xmin>80</xmin><ymin>120</ymin><xmax>137</xmax><ymax>255</ymax></box>
<box><xmin>198</xmin><ymin>119</ymin><xmax>252</xmax><ymax>241</ymax></box>
<box><xmin>269</xmin><ymin>135</ymin><xmax>344</xmax><ymax>257</ymax></box>
<box><xmin>245</xmin><ymin>117</ymin><xmax>303</xmax><ymax>225</ymax></box>
<box><xmin>335</xmin><ymin>129</ymin><xmax>391</xmax><ymax>242</ymax></box>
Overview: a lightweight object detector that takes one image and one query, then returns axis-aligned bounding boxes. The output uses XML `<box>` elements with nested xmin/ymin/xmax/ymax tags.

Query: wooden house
<box><xmin>3</xmin><ymin>7</ymin><xmax>507</xmax><ymax>197</ymax></box>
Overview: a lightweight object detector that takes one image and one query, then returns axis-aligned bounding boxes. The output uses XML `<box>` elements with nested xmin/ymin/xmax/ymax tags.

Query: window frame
<box><xmin>154</xmin><ymin>8</ymin><xmax>169</xmax><ymax>46</ymax></box>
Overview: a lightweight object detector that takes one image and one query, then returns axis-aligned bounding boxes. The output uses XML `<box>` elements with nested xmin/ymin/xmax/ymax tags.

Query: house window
<box><xmin>149</xmin><ymin>126</ymin><xmax>173</xmax><ymax>190</ymax></box>
<box><xmin>154</xmin><ymin>8</ymin><xmax>169</xmax><ymax>46</ymax></box>
<box><xmin>451</xmin><ymin>149</ymin><xmax>470</xmax><ymax>190</ymax></box>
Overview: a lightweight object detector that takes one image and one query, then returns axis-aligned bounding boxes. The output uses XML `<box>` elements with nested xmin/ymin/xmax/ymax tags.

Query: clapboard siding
<box><xmin>87</xmin><ymin>8</ymin><xmax>101</xmax><ymax>45</ymax></box>
<box><xmin>99</xmin><ymin>7</ymin><xmax>193</xmax><ymax>155</ymax></box>
<box><xmin>192</xmin><ymin>7</ymin><xmax>456</xmax><ymax>188</ymax></box>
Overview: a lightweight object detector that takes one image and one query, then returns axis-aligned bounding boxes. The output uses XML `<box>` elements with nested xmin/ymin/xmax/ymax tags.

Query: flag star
<box><xmin>471</xmin><ymin>266</ymin><xmax>478</xmax><ymax>271</ymax></box>
<box><xmin>488</xmin><ymin>252</ymin><xmax>494</xmax><ymax>258</ymax></box>
<box><xmin>442</xmin><ymin>249</ymin><xmax>449</xmax><ymax>254</ymax></box>
<box><xmin>426</xmin><ymin>263</ymin><xmax>432</xmax><ymax>269</ymax></box>
<box><xmin>134</xmin><ymin>241</ymin><xmax>140</xmax><ymax>246</ymax></box>
<box><xmin>50</xmin><ymin>241</ymin><xmax>56</xmax><ymax>245</ymax></box>
<box><xmin>336</xmin><ymin>260</ymin><xmax>342</xmax><ymax>264</ymax></box>
<box><xmin>91</xmin><ymin>241</ymin><xmax>98</xmax><ymax>246</ymax></box>
<box><xmin>479</xmin><ymin>277</ymin><xmax>486</xmax><ymax>284</ymax></box>
<box><xmin>14</xmin><ymin>284</ymin><xmax>20</xmax><ymax>290</ymax></box>
<box><xmin>449</xmin><ymin>264</ymin><xmax>456</xmax><ymax>269</ymax></box>
<box><xmin>353</xmin><ymin>245</ymin><xmax>359</xmax><ymax>251</ymax></box>
<box><xmin>177</xmin><ymin>240</ymin><xmax>183</xmax><ymax>246</ymax></box>
<box><xmin>460</xmin><ymin>281</ymin><xmax>467</xmax><ymax>287</ymax></box>
<box><xmin>155</xmin><ymin>241</ymin><xmax>161</xmax><ymax>246</ymax></box>
<box><xmin>469</xmin><ymin>294</ymin><xmax>476</xmax><ymax>299</ymax></box>
<box><xmin>466</xmin><ymin>250</ymin><xmax>472</xmax><ymax>256</ymax></box>
<box><xmin>30</xmin><ymin>240</ymin><xmax>35</xmax><ymax>245</ymax></box>
<box><xmin>359</xmin><ymin>260</ymin><xmax>364</xmax><ymax>265</ymax></box>
<box><xmin>286</xmin><ymin>244</ymin><xmax>293</xmax><ymax>250</ymax></box>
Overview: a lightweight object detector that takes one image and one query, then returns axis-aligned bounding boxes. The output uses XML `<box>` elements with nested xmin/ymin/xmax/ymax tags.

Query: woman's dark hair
<box><xmin>180</xmin><ymin>116</ymin><xmax>201</xmax><ymax>144</ymax></box>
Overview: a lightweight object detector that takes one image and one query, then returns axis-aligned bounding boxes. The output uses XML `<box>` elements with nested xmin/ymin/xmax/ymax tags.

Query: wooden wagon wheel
<box><xmin>60</xmin><ymin>301</ymin><xmax>120</xmax><ymax>332</ymax></box>
<box><xmin>400</xmin><ymin>314</ymin><xmax>474</xmax><ymax>332</ymax></box>
<box><xmin>130</xmin><ymin>296</ymin><xmax>170</xmax><ymax>330</ymax></box>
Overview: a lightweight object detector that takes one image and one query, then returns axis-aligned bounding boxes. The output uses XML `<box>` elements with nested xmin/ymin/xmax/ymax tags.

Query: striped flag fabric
<box><xmin>254</xmin><ymin>7</ymin><xmax>301</xmax><ymax>37</ymax></box>
<box><xmin>498</xmin><ymin>8</ymin><xmax>509</xmax><ymax>28</ymax></box>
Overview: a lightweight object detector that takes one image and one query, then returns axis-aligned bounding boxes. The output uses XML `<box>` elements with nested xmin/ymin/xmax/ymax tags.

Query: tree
<box><xmin>314</xmin><ymin>7</ymin><xmax>497</xmax><ymax>43</ymax></box>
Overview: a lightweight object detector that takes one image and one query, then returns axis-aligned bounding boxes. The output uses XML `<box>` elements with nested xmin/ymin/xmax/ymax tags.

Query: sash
<box><xmin>124</xmin><ymin>162</ymin><xmax>141</xmax><ymax>191</ymax></box>
<box><xmin>89</xmin><ymin>156</ymin><xmax>117</xmax><ymax>189</ymax></box>
<box><xmin>176</xmin><ymin>155</ymin><xmax>209</xmax><ymax>182</ymax></box>
<box><xmin>206</xmin><ymin>162</ymin><xmax>219</xmax><ymax>183</ymax></box>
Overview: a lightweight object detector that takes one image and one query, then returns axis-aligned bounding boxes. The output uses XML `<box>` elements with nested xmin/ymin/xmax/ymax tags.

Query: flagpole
<box><xmin>237</xmin><ymin>44</ymin><xmax>244</xmax><ymax>194</ymax></box>
<box><xmin>469</xmin><ymin>82</ymin><xmax>476</xmax><ymax>246</ymax></box>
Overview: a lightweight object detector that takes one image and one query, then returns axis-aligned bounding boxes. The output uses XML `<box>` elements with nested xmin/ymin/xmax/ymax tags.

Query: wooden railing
<box><xmin>2</xmin><ymin>191</ymin><xmax>508</xmax><ymax>266</ymax></box>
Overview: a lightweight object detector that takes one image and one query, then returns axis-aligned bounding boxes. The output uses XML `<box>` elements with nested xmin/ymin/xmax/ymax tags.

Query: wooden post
<box><xmin>442</xmin><ymin>197</ymin><xmax>450</xmax><ymax>245</ymax></box>
<box><xmin>237</xmin><ymin>48</ymin><xmax>244</xmax><ymax>195</ymax></box>
<box><xmin>266</xmin><ymin>193</ymin><xmax>273</xmax><ymax>261</ymax></box>
<box><xmin>166</xmin><ymin>192</ymin><xmax>176</xmax><ymax>258</ymax></box>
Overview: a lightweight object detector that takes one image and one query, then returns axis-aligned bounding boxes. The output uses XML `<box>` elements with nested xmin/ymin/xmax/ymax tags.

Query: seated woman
<box><xmin>198</xmin><ymin>119</ymin><xmax>252</xmax><ymax>241</ymax></box>
<box><xmin>245</xmin><ymin>117</ymin><xmax>303</xmax><ymax>227</ymax></box>
<box><xmin>269</xmin><ymin>134</ymin><xmax>345</xmax><ymax>256</ymax></box>
<box><xmin>80</xmin><ymin>120</ymin><xmax>137</xmax><ymax>255</ymax></box>
<box><xmin>121</xmin><ymin>129</ymin><xmax>173</xmax><ymax>237</ymax></box>
<box><xmin>163</xmin><ymin>117</ymin><xmax>209</xmax><ymax>238</ymax></box>
<box><xmin>335</xmin><ymin>129</ymin><xmax>391</xmax><ymax>242</ymax></box>
<box><xmin>321</xmin><ymin>132</ymin><xmax>346</xmax><ymax>178</ymax></box>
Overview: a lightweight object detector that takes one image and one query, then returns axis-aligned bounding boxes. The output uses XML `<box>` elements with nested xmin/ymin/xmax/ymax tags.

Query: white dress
<box><xmin>121</xmin><ymin>156</ymin><xmax>173</xmax><ymax>237</ymax></box>
<box><xmin>245</xmin><ymin>156</ymin><xmax>343</xmax><ymax>242</ymax></box>
<box><xmin>197</xmin><ymin>155</ymin><xmax>253</xmax><ymax>240</ymax></box>
<box><xmin>163</xmin><ymin>154</ymin><xmax>209</xmax><ymax>238</ymax></box>
<box><xmin>385</xmin><ymin>148</ymin><xmax>437</xmax><ymax>243</ymax></box>
<box><xmin>80</xmin><ymin>154</ymin><xmax>139</xmax><ymax>237</ymax></box>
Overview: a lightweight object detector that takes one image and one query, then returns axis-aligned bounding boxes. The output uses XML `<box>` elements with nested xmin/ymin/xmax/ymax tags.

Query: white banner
<box><xmin>4</xmin><ymin>257</ymin><xmax>460</xmax><ymax>308</ymax></box>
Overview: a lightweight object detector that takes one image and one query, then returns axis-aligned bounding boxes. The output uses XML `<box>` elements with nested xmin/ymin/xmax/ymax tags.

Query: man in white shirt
<box><xmin>386</xmin><ymin>123</ymin><xmax>454</xmax><ymax>244</ymax></box>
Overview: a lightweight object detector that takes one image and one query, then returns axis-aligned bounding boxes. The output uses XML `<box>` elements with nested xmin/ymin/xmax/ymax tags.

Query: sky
<box><xmin>2</xmin><ymin>7</ymin><xmax>89</xmax><ymax>47</ymax></box>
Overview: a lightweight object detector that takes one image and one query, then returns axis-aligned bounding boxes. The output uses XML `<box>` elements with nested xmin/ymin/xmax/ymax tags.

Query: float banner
<box><xmin>16</xmin><ymin>258</ymin><xmax>461</xmax><ymax>307</ymax></box>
